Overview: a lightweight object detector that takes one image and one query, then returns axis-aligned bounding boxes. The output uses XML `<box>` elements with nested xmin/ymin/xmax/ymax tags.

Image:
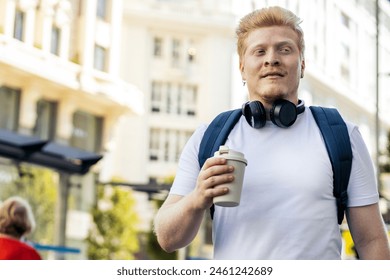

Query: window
<box><xmin>14</xmin><ymin>10</ymin><xmax>25</xmax><ymax>41</ymax></box>
<box><xmin>151</xmin><ymin>82</ymin><xmax>162</xmax><ymax>112</ymax></box>
<box><xmin>340</xmin><ymin>12</ymin><xmax>350</xmax><ymax>28</ymax></box>
<box><xmin>149</xmin><ymin>128</ymin><xmax>160</xmax><ymax>161</ymax></box>
<box><xmin>51</xmin><ymin>26</ymin><xmax>61</xmax><ymax>55</ymax></box>
<box><xmin>177</xmin><ymin>85</ymin><xmax>182</xmax><ymax>115</ymax></box>
<box><xmin>149</xmin><ymin>128</ymin><xmax>192</xmax><ymax>163</ymax></box>
<box><xmin>94</xmin><ymin>45</ymin><xmax>108</xmax><ymax>71</ymax></box>
<box><xmin>0</xmin><ymin>86</ymin><xmax>20</xmax><ymax>131</ymax></box>
<box><xmin>340</xmin><ymin>43</ymin><xmax>350</xmax><ymax>82</ymax></box>
<box><xmin>150</xmin><ymin>81</ymin><xmax>197</xmax><ymax>116</ymax></box>
<box><xmin>176</xmin><ymin>131</ymin><xmax>192</xmax><ymax>162</ymax></box>
<box><xmin>171</xmin><ymin>39</ymin><xmax>181</xmax><ymax>67</ymax></box>
<box><xmin>70</xmin><ymin>111</ymin><xmax>103</xmax><ymax>153</ymax></box>
<box><xmin>166</xmin><ymin>83</ymin><xmax>172</xmax><ymax>114</ymax></box>
<box><xmin>96</xmin><ymin>0</ymin><xmax>108</xmax><ymax>20</ymax></box>
<box><xmin>33</xmin><ymin>99</ymin><xmax>57</xmax><ymax>140</ymax></box>
<box><xmin>153</xmin><ymin>37</ymin><xmax>163</xmax><ymax>57</ymax></box>
<box><xmin>185</xmin><ymin>85</ymin><xmax>197</xmax><ymax>116</ymax></box>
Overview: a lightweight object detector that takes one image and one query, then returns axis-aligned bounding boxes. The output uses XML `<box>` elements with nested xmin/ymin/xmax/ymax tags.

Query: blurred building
<box><xmin>120</xmin><ymin>0</ymin><xmax>236</xmax><ymax>182</ymax></box>
<box><xmin>119</xmin><ymin>0</ymin><xmax>237</xmax><ymax>258</ymax></box>
<box><xmin>0</xmin><ymin>0</ymin><xmax>143</xmax><ymax>259</ymax></box>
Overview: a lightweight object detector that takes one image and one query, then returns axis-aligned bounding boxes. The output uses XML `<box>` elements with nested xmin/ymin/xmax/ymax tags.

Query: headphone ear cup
<box><xmin>270</xmin><ymin>99</ymin><xmax>298</xmax><ymax>128</ymax></box>
<box><xmin>242</xmin><ymin>102</ymin><xmax>249</xmax><ymax>117</ymax></box>
<box><xmin>242</xmin><ymin>101</ymin><xmax>266</xmax><ymax>129</ymax></box>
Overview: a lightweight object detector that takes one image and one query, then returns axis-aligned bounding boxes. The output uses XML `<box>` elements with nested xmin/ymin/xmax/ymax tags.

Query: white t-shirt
<box><xmin>169</xmin><ymin>108</ymin><xmax>378</xmax><ymax>259</ymax></box>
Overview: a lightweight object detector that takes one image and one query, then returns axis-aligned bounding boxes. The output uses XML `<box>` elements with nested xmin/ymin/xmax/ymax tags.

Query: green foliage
<box><xmin>86</xmin><ymin>184</ymin><xmax>140</xmax><ymax>260</ymax></box>
<box><xmin>380</xmin><ymin>131</ymin><xmax>390</xmax><ymax>173</ymax></box>
<box><xmin>159</xmin><ymin>174</ymin><xmax>175</xmax><ymax>185</ymax></box>
<box><xmin>0</xmin><ymin>165</ymin><xmax>57</xmax><ymax>245</ymax></box>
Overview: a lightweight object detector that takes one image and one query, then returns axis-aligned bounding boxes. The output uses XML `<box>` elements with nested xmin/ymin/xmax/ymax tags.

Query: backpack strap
<box><xmin>309</xmin><ymin>106</ymin><xmax>353</xmax><ymax>225</ymax></box>
<box><xmin>198</xmin><ymin>109</ymin><xmax>242</xmax><ymax>167</ymax></box>
<box><xmin>198</xmin><ymin>109</ymin><xmax>242</xmax><ymax>219</ymax></box>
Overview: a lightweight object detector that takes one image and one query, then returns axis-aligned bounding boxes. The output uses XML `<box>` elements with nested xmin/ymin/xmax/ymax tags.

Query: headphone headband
<box><xmin>242</xmin><ymin>99</ymin><xmax>305</xmax><ymax>129</ymax></box>
<box><xmin>296</xmin><ymin>99</ymin><xmax>305</xmax><ymax>114</ymax></box>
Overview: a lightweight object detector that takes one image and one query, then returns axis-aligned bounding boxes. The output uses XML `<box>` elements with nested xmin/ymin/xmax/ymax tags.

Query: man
<box><xmin>154</xmin><ymin>6</ymin><xmax>390</xmax><ymax>259</ymax></box>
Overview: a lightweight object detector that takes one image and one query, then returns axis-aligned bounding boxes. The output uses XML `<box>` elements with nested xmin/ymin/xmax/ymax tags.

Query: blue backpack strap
<box><xmin>198</xmin><ymin>109</ymin><xmax>242</xmax><ymax>167</ymax></box>
<box><xmin>310</xmin><ymin>106</ymin><xmax>353</xmax><ymax>225</ymax></box>
<box><xmin>198</xmin><ymin>109</ymin><xmax>242</xmax><ymax>219</ymax></box>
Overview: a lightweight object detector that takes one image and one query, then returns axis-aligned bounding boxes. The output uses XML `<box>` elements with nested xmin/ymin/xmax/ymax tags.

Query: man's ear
<box><xmin>300</xmin><ymin>59</ymin><xmax>305</xmax><ymax>78</ymax></box>
<box><xmin>240</xmin><ymin>62</ymin><xmax>246</xmax><ymax>80</ymax></box>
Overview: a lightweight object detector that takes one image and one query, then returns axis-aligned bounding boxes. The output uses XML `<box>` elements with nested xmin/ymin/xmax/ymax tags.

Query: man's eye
<box><xmin>280</xmin><ymin>48</ymin><xmax>291</xmax><ymax>53</ymax></box>
<box><xmin>256</xmin><ymin>50</ymin><xmax>265</xmax><ymax>55</ymax></box>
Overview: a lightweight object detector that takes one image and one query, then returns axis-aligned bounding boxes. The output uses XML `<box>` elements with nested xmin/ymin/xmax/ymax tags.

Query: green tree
<box><xmin>380</xmin><ymin>131</ymin><xmax>390</xmax><ymax>173</ymax></box>
<box><xmin>86</xmin><ymin>184</ymin><xmax>139</xmax><ymax>259</ymax></box>
<box><xmin>0</xmin><ymin>165</ymin><xmax>57</xmax><ymax>245</ymax></box>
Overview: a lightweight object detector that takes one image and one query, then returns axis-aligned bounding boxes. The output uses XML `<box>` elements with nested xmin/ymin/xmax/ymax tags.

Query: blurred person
<box><xmin>0</xmin><ymin>196</ymin><xmax>42</xmax><ymax>260</ymax></box>
<box><xmin>154</xmin><ymin>6</ymin><xmax>390</xmax><ymax>259</ymax></box>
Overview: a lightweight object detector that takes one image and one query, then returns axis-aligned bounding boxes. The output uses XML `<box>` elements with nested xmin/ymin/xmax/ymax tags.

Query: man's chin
<box><xmin>254</xmin><ymin>89</ymin><xmax>288</xmax><ymax>103</ymax></box>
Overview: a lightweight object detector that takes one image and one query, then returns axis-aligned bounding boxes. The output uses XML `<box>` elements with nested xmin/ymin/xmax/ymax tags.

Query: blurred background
<box><xmin>0</xmin><ymin>0</ymin><xmax>389</xmax><ymax>260</ymax></box>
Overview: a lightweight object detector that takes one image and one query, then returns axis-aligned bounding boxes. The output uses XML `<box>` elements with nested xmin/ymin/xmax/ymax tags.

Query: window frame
<box><xmin>94</xmin><ymin>44</ymin><xmax>108</xmax><ymax>72</ymax></box>
<box><xmin>13</xmin><ymin>9</ymin><xmax>25</xmax><ymax>41</ymax></box>
<box><xmin>0</xmin><ymin>86</ymin><xmax>21</xmax><ymax>131</ymax></box>
<box><xmin>70</xmin><ymin>111</ymin><xmax>103</xmax><ymax>153</ymax></box>
<box><xmin>33</xmin><ymin>99</ymin><xmax>58</xmax><ymax>140</ymax></box>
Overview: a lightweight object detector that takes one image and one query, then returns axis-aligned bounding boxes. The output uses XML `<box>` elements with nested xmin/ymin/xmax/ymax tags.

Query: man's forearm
<box><xmin>356</xmin><ymin>235</ymin><xmax>390</xmax><ymax>260</ymax></box>
<box><xmin>154</xmin><ymin>194</ymin><xmax>206</xmax><ymax>253</ymax></box>
<box><xmin>347</xmin><ymin>203</ymin><xmax>390</xmax><ymax>260</ymax></box>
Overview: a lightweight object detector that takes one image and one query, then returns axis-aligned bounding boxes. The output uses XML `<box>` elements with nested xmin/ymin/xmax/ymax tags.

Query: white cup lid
<box><xmin>214</xmin><ymin>145</ymin><xmax>248</xmax><ymax>165</ymax></box>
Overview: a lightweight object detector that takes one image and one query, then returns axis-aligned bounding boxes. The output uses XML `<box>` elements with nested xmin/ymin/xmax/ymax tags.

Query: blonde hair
<box><xmin>236</xmin><ymin>6</ymin><xmax>305</xmax><ymax>63</ymax></box>
<box><xmin>0</xmin><ymin>196</ymin><xmax>36</xmax><ymax>239</ymax></box>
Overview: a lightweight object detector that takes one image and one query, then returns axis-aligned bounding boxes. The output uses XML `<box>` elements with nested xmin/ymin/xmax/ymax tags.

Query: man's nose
<box><xmin>264</xmin><ymin>51</ymin><xmax>280</xmax><ymax>66</ymax></box>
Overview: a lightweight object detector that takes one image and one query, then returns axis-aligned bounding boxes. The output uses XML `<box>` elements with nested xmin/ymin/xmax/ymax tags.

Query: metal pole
<box><xmin>375</xmin><ymin>0</ymin><xmax>380</xmax><ymax>188</ymax></box>
<box><xmin>53</xmin><ymin>172</ymin><xmax>70</xmax><ymax>260</ymax></box>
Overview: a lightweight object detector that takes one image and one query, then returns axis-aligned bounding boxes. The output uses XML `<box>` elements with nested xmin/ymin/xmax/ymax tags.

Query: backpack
<box><xmin>198</xmin><ymin>106</ymin><xmax>352</xmax><ymax>225</ymax></box>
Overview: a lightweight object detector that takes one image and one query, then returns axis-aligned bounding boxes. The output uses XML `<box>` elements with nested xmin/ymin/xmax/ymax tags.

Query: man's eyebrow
<box><xmin>275</xmin><ymin>40</ymin><xmax>296</xmax><ymax>47</ymax></box>
<box><xmin>248</xmin><ymin>40</ymin><xmax>297</xmax><ymax>51</ymax></box>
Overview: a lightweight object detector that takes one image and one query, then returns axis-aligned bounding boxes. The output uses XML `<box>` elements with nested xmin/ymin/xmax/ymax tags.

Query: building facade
<box><xmin>121</xmin><ymin>0</ymin><xmax>236</xmax><ymax>182</ymax></box>
<box><xmin>0</xmin><ymin>0</ymin><xmax>143</xmax><ymax>259</ymax></box>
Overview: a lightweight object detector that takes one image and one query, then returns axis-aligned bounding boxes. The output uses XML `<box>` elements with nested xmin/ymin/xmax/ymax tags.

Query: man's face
<box><xmin>240</xmin><ymin>26</ymin><xmax>305</xmax><ymax>107</ymax></box>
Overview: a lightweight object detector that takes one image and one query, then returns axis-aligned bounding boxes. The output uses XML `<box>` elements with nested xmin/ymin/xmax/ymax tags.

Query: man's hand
<box><xmin>192</xmin><ymin>157</ymin><xmax>235</xmax><ymax>210</ymax></box>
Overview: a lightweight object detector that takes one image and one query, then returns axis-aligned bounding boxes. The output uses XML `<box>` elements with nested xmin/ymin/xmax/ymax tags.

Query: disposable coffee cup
<box><xmin>213</xmin><ymin>145</ymin><xmax>248</xmax><ymax>207</ymax></box>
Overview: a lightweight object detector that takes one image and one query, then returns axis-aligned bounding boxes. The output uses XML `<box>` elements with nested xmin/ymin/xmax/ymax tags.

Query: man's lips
<box><xmin>261</xmin><ymin>72</ymin><xmax>285</xmax><ymax>78</ymax></box>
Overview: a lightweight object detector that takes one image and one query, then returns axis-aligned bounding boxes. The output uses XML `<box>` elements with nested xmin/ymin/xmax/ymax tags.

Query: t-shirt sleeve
<box><xmin>169</xmin><ymin>124</ymin><xmax>207</xmax><ymax>196</ymax></box>
<box><xmin>347</xmin><ymin>125</ymin><xmax>379</xmax><ymax>207</ymax></box>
